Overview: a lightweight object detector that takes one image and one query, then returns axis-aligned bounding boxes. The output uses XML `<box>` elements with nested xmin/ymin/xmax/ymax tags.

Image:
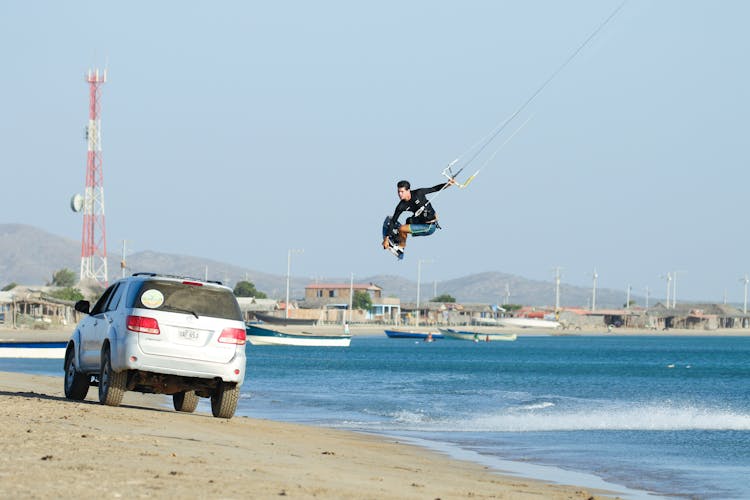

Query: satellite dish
<box><xmin>70</xmin><ymin>194</ymin><xmax>83</xmax><ymax>213</ymax></box>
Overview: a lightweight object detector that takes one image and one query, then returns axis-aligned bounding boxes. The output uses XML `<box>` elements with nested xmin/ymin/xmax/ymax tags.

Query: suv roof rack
<box><xmin>131</xmin><ymin>272</ymin><xmax>223</xmax><ymax>286</ymax></box>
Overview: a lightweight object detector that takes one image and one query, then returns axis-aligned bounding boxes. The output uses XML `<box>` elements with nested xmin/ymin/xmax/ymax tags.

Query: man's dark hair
<box><xmin>397</xmin><ymin>180</ymin><xmax>410</xmax><ymax>190</ymax></box>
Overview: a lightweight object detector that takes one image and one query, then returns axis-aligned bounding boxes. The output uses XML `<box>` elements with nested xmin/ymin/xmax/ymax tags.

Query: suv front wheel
<box><xmin>211</xmin><ymin>382</ymin><xmax>239</xmax><ymax>419</ymax></box>
<box><xmin>99</xmin><ymin>346</ymin><xmax>127</xmax><ymax>406</ymax></box>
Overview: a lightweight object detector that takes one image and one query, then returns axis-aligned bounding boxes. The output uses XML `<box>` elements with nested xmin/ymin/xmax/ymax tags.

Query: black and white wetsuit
<box><xmin>385</xmin><ymin>182</ymin><xmax>449</xmax><ymax>236</ymax></box>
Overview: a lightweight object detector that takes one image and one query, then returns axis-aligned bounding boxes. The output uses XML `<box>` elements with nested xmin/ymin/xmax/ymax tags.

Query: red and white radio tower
<box><xmin>80</xmin><ymin>68</ymin><xmax>108</xmax><ymax>286</ymax></box>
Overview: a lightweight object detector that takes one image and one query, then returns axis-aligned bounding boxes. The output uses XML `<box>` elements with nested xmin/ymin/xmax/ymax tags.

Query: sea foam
<box><xmin>466</xmin><ymin>403</ymin><xmax>749</xmax><ymax>432</ymax></box>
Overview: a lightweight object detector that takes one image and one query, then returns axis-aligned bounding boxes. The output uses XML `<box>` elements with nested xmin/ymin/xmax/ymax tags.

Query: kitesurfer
<box><xmin>382</xmin><ymin>178</ymin><xmax>455</xmax><ymax>257</ymax></box>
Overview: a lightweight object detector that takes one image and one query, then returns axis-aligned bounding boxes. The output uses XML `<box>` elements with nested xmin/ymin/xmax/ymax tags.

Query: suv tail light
<box><xmin>127</xmin><ymin>315</ymin><xmax>160</xmax><ymax>335</ymax></box>
<box><xmin>218</xmin><ymin>327</ymin><xmax>246</xmax><ymax>345</ymax></box>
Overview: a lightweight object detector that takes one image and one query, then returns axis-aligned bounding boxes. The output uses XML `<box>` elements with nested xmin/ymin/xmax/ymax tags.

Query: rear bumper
<box><xmin>111</xmin><ymin>333</ymin><xmax>245</xmax><ymax>385</ymax></box>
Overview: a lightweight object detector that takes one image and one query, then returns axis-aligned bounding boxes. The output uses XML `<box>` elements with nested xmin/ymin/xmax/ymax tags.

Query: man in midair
<box><xmin>382</xmin><ymin>178</ymin><xmax>454</xmax><ymax>258</ymax></box>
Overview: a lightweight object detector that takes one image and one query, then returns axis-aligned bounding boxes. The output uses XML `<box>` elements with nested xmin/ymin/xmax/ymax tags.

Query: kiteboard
<box><xmin>382</xmin><ymin>216</ymin><xmax>404</xmax><ymax>260</ymax></box>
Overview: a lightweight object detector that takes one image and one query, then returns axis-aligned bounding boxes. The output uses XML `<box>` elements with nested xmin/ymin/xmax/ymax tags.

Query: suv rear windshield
<box><xmin>126</xmin><ymin>280</ymin><xmax>242</xmax><ymax>321</ymax></box>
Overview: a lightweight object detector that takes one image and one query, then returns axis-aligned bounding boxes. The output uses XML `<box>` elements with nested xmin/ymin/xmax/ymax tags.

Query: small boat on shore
<box><xmin>0</xmin><ymin>341</ymin><xmax>67</xmax><ymax>359</ymax></box>
<box><xmin>253</xmin><ymin>312</ymin><xmax>318</xmax><ymax>326</ymax></box>
<box><xmin>497</xmin><ymin>317</ymin><xmax>561</xmax><ymax>329</ymax></box>
<box><xmin>472</xmin><ymin>317</ymin><xmax>502</xmax><ymax>326</ymax></box>
<box><xmin>384</xmin><ymin>329</ymin><xmax>444</xmax><ymax>339</ymax></box>
<box><xmin>438</xmin><ymin>328</ymin><xmax>517</xmax><ymax>342</ymax></box>
<box><xmin>246</xmin><ymin>325</ymin><xmax>351</xmax><ymax>347</ymax></box>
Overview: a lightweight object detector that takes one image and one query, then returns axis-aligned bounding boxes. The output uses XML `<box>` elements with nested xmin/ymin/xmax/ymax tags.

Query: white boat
<box><xmin>438</xmin><ymin>328</ymin><xmax>517</xmax><ymax>342</ymax></box>
<box><xmin>472</xmin><ymin>317</ymin><xmax>502</xmax><ymax>326</ymax></box>
<box><xmin>246</xmin><ymin>325</ymin><xmax>351</xmax><ymax>347</ymax></box>
<box><xmin>0</xmin><ymin>341</ymin><xmax>66</xmax><ymax>359</ymax></box>
<box><xmin>497</xmin><ymin>318</ymin><xmax>561</xmax><ymax>329</ymax></box>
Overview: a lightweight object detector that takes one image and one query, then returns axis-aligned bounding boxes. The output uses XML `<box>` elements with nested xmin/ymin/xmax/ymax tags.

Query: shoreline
<box><xmin>384</xmin><ymin>434</ymin><xmax>659</xmax><ymax>500</ymax></box>
<box><xmin>0</xmin><ymin>371</ymin><xmax>616</xmax><ymax>499</ymax></box>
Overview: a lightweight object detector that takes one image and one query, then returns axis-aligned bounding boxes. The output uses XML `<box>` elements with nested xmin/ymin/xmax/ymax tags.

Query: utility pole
<box><xmin>120</xmin><ymin>240</ymin><xmax>127</xmax><ymax>278</ymax></box>
<box><xmin>285</xmin><ymin>249</ymin><xmax>303</xmax><ymax>319</ymax></box>
<box><xmin>626</xmin><ymin>284</ymin><xmax>631</xmax><ymax>309</ymax></box>
<box><xmin>590</xmin><ymin>268</ymin><xmax>598</xmax><ymax>312</ymax></box>
<box><xmin>741</xmin><ymin>274</ymin><xmax>749</xmax><ymax>314</ymax></box>
<box><xmin>662</xmin><ymin>272</ymin><xmax>672</xmax><ymax>309</ymax></box>
<box><xmin>554</xmin><ymin>267</ymin><xmax>562</xmax><ymax>314</ymax></box>
<box><xmin>348</xmin><ymin>272</ymin><xmax>354</xmax><ymax>324</ymax></box>
<box><xmin>415</xmin><ymin>259</ymin><xmax>434</xmax><ymax>327</ymax></box>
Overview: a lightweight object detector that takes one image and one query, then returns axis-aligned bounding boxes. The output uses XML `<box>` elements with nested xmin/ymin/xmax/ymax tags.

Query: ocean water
<box><xmin>4</xmin><ymin>335</ymin><xmax>749</xmax><ymax>498</ymax></box>
<box><xmin>238</xmin><ymin>336</ymin><xmax>750</xmax><ymax>499</ymax></box>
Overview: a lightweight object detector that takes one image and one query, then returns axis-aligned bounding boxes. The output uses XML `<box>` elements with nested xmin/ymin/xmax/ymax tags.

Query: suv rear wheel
<box><xmin>99</xmin><ymin>347</ymin><xmax>127</xmax><ymax>406</ymax></box>
<box><xmin>64</xmin><ymin>346</ymin><xmax>90</xmax><ymax>400</ymax></box>
<box><xmin>211</xmin><ymin>382</ymin><xmax>239</xmax><ymax>419</ymax></box>
<box><xmin>173</xmin><ymin>390</ymin><xmax>200</xmax><ymax>413</ymax></box>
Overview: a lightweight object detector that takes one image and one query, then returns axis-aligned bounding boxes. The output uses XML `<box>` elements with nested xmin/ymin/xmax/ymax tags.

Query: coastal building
<box><xmin>556</xmin><ymin>303</ymin><xmax>750</xmax><ymax>331</ymax></box>
<box><xmin>301</xmin><ymin>283</ymin><xmax>401</xmax><ymax>323</ymax></box>
<box><xmin>304</xmin><ymin>283</ymin><xmax>382</xmax><ymax>303</ymax></box>
<box><xmin>0</xmin><ymin>287</ymin><xmax>78</xmax><ymax>329</ymax></box>
<box><xmin>583</xmin><ymin>308</ymin><xmax>645</xmax><ymax>328</ymax></box>
<box><xmin>235</xmin><ymin>297</ymin><xmax>279</xmax><ymax>323</ymax></box>
<box><xmin>647</xmin><ymin>303</ymin><xmax>749</xmax><ymax>330</ymax></box>
<box><xmin>400</xmin><ymin>302</ymin><xmax>444</xmax><ymax>325</ymax></box>
<box><xmin>0</xmin><ymin>291</ymin><xmax>12</xmax><ymax>325</ymax></box>
<box><xmin>400</xmin><ymin>302</ymin><xmax>500</xmax><ymax>326</ymax></box>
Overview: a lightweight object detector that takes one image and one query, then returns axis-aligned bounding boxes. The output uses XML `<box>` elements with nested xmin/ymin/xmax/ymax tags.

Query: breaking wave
<box><xmin>382</xmin><ymin>402</ymin><xmax>750</xmax><ymax>432</ymax></box>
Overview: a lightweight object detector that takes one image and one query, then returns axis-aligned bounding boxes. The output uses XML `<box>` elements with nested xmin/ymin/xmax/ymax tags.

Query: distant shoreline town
<box><xmin>2</xmin><ymin>279</ymin><xmax>748</xmax><ymax>335</ymax></box>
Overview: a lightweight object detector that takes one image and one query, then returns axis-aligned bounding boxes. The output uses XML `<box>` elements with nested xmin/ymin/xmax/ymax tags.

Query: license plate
<box><xmin>177</xmin><ymin>328</ymin><xmax>200</xmax><ymax>341</ymax></box>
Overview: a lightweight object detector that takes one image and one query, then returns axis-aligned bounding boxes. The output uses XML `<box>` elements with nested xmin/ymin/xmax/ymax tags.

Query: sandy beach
<box><xmin>0</xmin><ymin>370</ymin><xmax>614</xmax><ymax>499</ymax></box>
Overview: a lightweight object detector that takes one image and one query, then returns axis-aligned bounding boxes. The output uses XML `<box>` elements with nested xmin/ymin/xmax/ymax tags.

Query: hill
<box><xmin>357</xmin><ymin>272</ymin><xmax>635</xmax><ymax>308</ymax></box>
<box><xmin>0</xmin><ymin>223</ymin><xmax>637</xmax><ymax>307</ymax></box>
<box><xmin>0</xmin><ymin>224</ymin><xmax>81</xmax><ymax>285</ymax></box>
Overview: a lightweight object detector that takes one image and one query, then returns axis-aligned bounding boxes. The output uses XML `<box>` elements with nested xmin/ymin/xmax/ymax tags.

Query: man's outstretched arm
<box><xmin>424</xmin><ymin>178</ymin><xmax>456</xmax><ymax>194</ymax></box>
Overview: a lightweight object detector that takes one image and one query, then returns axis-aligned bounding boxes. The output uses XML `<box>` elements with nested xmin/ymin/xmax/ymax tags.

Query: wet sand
<box><xmin>0</xmin><ymin>371</ymin><xmax>612</xmax><ymax>499</ymax></box>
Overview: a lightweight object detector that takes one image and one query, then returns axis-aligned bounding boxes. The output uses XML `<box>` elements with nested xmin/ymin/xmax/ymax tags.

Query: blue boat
<box><xmin>384</xmin><ymin>329</ymin><xmax>444</xmax><ymax>339</ymax></box>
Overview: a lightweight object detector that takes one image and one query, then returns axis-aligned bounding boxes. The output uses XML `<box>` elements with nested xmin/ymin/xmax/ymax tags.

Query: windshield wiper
<box><xmin>165</xmin><ymin>306</ymin><xmax>199</xmax><ymax>319</ymax></box>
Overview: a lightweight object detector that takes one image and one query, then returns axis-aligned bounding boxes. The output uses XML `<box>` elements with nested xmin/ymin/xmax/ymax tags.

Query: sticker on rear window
<box><xmin>141</xmin><ymin>289</ymin><xmax>164</xmax><ymax>309</ymax></box>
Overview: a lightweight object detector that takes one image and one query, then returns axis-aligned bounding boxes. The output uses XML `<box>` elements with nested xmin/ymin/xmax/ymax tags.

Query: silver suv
<box><xmin>64</xmin><ymin>273</ymin><xmax>247</xmax><ymax>418</ymax></box>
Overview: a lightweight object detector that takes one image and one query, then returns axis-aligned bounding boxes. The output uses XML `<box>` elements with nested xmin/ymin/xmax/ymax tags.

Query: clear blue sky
<box><xmin>1</xmin><ymin>1</ymin><xmax>748</xmax><ymax>303</ymax></box>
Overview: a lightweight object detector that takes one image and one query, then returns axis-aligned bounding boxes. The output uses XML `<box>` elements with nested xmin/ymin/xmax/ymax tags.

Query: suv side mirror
<box><xmin>74</xmin><ymin>300</ymin><xmax>90</xmax><ymax>314</ymax></box>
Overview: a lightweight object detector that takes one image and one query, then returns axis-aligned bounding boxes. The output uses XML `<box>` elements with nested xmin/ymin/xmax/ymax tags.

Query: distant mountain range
<box><xmin>1</xmin><ymin>223</ymin><xmax>640</xmax><ymax>308</ymax></box>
